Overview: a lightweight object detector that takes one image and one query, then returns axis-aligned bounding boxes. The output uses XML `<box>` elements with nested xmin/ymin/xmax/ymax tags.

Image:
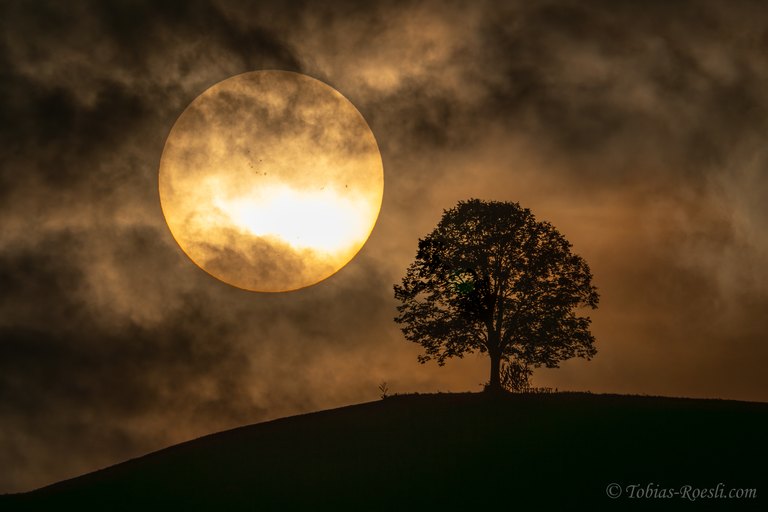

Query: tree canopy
<box><xmin>394</xmin><ymin>199</ymin><xmax>599</xmax><ymax>391</ymax></box>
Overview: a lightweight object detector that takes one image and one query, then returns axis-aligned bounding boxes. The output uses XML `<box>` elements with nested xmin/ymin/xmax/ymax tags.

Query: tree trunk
<box><xmin>487</xmin><ymin>350</ymin><xmax>502</xmax><ymax>392</ymax></box>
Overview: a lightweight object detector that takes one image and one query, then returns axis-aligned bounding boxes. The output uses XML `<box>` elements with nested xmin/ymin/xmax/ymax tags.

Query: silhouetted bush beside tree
<box><xmin>394</xmin><ymin>199</ymin><xmax>599</xmax><ymax>392</ymax></box>
<box><xmin>500</xmin><ymin>360</ymin><xmax>533</xmax><ymax>392</ymax></box>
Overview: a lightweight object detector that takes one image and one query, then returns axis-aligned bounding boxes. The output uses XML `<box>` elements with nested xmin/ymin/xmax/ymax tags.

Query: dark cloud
<box><xmin>1</xmin><ymin>0</ymin><xmax>767</xmax><ymax>493</ymax></box>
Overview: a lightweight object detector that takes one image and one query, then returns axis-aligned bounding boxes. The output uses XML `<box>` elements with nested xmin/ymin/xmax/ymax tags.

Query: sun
<box><xmin>158</xmin><ymin>71</ymin><xmax>384</xmax><ymax>292</ymax></box>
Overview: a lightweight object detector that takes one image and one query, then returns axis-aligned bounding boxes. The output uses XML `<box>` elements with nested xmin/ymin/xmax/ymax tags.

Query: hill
<box><xmin>2</xmin><ymin>392</ymin><xmax>766</xmax><ymax>510</ymax></box>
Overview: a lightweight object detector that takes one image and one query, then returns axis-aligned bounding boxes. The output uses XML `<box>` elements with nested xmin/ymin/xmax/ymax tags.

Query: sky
<box><xmin>1</xmin><ymin>0</ymin><xmax>767</xmax><ymax>493</ymax></box>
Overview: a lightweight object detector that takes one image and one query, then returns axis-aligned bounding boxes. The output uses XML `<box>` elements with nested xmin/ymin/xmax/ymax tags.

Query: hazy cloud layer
<box><xmin>1</xmin><ymin>0</ymin><xmax>767</xmax><ymax>492</ymax></box>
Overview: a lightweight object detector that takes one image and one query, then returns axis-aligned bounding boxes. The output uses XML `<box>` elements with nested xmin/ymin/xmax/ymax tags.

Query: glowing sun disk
<box><xmin>158</xmin><ymin>70</ymin><xmax>383</xmax><ymax>292</ymax></box>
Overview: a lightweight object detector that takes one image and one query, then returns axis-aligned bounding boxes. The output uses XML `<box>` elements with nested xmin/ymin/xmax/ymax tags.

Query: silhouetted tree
<box><xmin>394</xmin><ymin>199</ymin><xmax>599</xmax><ymax>392</ymax></box>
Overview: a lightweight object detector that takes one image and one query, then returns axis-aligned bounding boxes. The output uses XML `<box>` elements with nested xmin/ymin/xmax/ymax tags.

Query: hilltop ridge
<box><xmin>2</xmin><ymin>392</ymin><xmax>766</xmax><ymax>510</ymax></box>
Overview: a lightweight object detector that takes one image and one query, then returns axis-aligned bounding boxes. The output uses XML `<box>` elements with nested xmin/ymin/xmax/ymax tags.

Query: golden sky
<box><xmin>1</xmin><ymin>0</ymin><xmax>767</xmax><ymax>493</ymax></box>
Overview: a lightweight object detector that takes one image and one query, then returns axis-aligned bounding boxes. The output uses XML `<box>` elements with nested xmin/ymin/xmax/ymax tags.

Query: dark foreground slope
<box><xmin>2</xmin><ymin>393</ymin><xmax>766</xmax><ymax>511</ymax></box>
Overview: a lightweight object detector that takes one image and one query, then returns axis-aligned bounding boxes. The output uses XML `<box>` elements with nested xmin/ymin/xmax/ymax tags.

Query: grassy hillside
<box><xmin>2</xmin><ymin>392</ymin><xmax>766</xmax><ymax>510</ymax></box>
